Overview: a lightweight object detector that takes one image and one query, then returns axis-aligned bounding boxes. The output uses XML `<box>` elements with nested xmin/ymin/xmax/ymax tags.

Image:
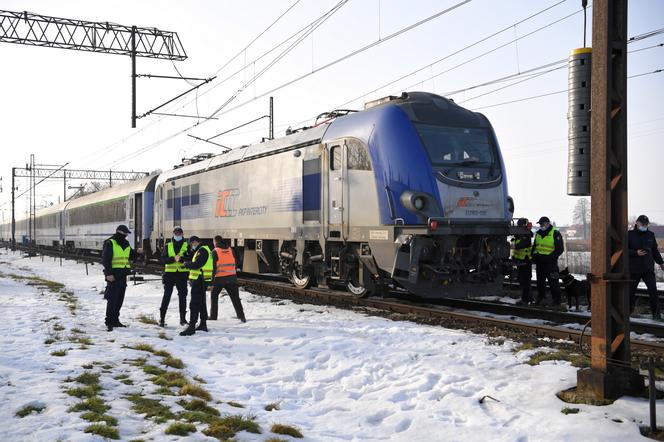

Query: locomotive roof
<box><xmin>155</xmin><ymin>123</ymin><xmax>329</xmax><ymax>184</ymax></box>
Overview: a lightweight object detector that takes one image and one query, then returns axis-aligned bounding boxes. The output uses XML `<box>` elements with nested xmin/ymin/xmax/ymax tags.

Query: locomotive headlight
<box><xmin>413</xmin><ymin>196</ymin><xmax>426</xmax><ymax>211</ymax></box>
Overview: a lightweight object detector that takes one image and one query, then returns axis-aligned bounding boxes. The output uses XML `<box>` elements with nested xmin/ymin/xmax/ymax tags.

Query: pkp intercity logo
<box><xmin>215</xmin><ymin>189</ymin><xmax>239</xmax><ymax>217</ymax></box>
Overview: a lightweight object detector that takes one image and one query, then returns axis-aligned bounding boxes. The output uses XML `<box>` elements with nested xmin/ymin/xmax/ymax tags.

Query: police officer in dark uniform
<box><xmin>180</xmin><ymin>236</ymin><xmax>213</xmax><ymax>336</ymax></box>
<box><xmin>628</xmin><ymin>215</ymin><xmax>664</xmax><ymax>319</ymax></box>
<box><xmin>531</xmin><ymin>216</ymin><xmax>564</xmax><ymax>306</ymax></box>
<box><xmin>511</xmin><ymin>218</ymin><xmax>533</xmax><ymax>305</ymax></box>
<box><xmin>102</xmin><ymin>225</ymin><xmax>141</xmax><ymax>331</ymax></box>
<box><xmin>208</xmin><ymin>235</ymin><xmax>246</xmax><ymax>323</ymax></box>
<box><xmin>159</xmin><ymin>226</ymin><xmax>189</xmax><ymax>327</ymax></box>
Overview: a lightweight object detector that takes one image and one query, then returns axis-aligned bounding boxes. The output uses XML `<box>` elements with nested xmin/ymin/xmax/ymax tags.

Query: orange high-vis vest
<box><xmin>214</xmin><ymin>247</ymin><xmax>237</xmax><ymax>278</ymax></box>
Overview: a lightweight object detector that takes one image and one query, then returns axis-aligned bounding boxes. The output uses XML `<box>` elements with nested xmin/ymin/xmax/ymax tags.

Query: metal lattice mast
<box><xmin>0</xmin><ymin>10</ymin><xmax>187</xmax><ymax>127</ymax></box>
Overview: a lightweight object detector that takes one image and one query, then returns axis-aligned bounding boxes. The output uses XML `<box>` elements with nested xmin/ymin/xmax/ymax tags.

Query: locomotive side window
<box><xmin>190</xmin><ymin>184</ymin><xmax>200</xmax><ymax>205</ymax></box>
<box><xmin>346</xmin><ymin>139</ymin><xmax>372</xmax><ymax>171</ymax></box>
<box><xmin>167</xmin><ymin>189</ymin><xmax>173</xmax><ymax>209</ymax></box>
<box><xmin>330</xmin><ymin>146</ymin><xmax>342</xmax><ymax>170</ymax></box>
<box><xmin>181</xmin><ymin>185</ymin><xmax>190</xmax><ymax>206</ymax></box>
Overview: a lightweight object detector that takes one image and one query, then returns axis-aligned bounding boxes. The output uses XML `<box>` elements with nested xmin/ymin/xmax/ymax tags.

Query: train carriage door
<box><xmin>326</xmin><ymin>142</ymin><xmax>345</xmax><ymax>239</ymax></box>
<box><xmin>134</xmin><ymin>193</ymin><xmax>143</xmax><ymax>249</ymax></box>
<box><xmin>173</xmin><ymin>187</ymin><xmax>182</xmax><ymax>229</ymax></box>
<box><xmin>128</xmin><ymin>195</ymin><xmax>135</xmax><ymax>246</ymax></box>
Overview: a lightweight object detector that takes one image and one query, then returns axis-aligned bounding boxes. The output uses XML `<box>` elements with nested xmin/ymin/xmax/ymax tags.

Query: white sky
<box><xmin>0</xmin><ymin>0</ymin><xmax>662</xmax><ymax>225</ymax></box>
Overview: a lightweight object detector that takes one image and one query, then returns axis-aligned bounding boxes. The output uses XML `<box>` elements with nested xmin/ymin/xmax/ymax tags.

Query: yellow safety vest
<box><xmin>110</xmin><ymin>238</ymin><xmax>131</xmax><ymax>269</ymax></box>
<box><xmin>511</xmin><ymin>237</ymin><xmax>532</xmax><ymax>261</ymax></box>
<box><xmin>533</xmin><ymin>228</ymin><xmax>557</xmax><ymax>256</ymax></box>
<box><xmin>165</xmin><ymin>241</ymin><xmax>189</xmax><ymax>273</ymax></box>
<box><xmin>188</xmin><ymin>245</ymin><xmax>213</xmax><ymax>282</ymax></box>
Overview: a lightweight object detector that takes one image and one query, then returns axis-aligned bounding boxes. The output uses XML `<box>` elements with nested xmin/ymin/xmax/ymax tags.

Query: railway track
<box><xmin>3</xmin><ymin>243</ymin><xmax>664</xmax><ymax>354</ymax></box>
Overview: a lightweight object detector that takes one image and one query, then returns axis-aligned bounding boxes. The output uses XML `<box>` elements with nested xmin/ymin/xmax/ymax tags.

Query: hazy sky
<box><xmin>1</xmin><ymin>0</ymin><xmax>662</xmax><ymax>225</ymax></box>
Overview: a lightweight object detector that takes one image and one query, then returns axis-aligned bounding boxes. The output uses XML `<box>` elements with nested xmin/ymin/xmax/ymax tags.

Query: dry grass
<box><xmin>165</xmin><ymin>422</ymin><xmax>197</xmax><ymax>436</ymax></box>
<box><xmin>180</xmin><ymin>383</ymin><xmax>212</xmax><ymax>401</ymax></box>
<box><xmin>15</xmin><ymin>404</ymin><xmax>45</xmax><ymax>418</ymax></box>
<box><xmin>264</xmin><ymin>402</ymin><xmax>281</xmax><ymax>412</ymax></box>
<box><xmin>151</xmin><ymin>371</ymin><xmax>188</xmax><ymax>388</ymax></box>
<box><xmin>162</xmin><ymin>355</ymin><xmax>185</xmax><ymax>369</ymax></box>
<box><xmin>125</xmin><ymin>393</ymin><xmax>175</xmax><ymax>423</ymax></box>
<box><xmin>84</xmin><ymin>423</ymin><xmax>119</xmax><ymax>440</ymax></box>
<box><xmin>527</xmin><ymin>350</ymin><xmax>590</xmax><ymax>368</ymax></box>
<box><xmin>270</xmin><ymin>423</ymin><xmax>303</xmax><ymax>438</ymax></box>
<box><xmin>68</xmin><ymin>397</ymin><xmax>110</xmax><ymax>414</ymax></box>
<box><xmin>177</xmin><ymin>399</ymin><xmax>220</xmax><ymax>416</ymax></box>
<box><xmin>50</xmin><ymin>349</ymin><xmax>68</xmax><ymax>357</ymax></box>
<box><xmin>202</xmin><ymin>415</ymin><xmax>261</xmax><ymax>440</ymax></box>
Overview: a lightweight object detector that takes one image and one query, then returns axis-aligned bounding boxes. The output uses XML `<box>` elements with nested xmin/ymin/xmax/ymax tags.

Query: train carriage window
<box><xmin>181</xmin><ymin>185</ymin><xmax>190</xmax><ymax>207</ymax></box>
<box><xmin>167</xmin><ymin>189</ymin><xmax>173</xmax><ymax>209</ymax></box>
<box><xmin>346</xmin><ymin>139</ymin><xmax>372</xmax><ymax>171</ymax></box>
<box><xmin>190</xmin><ymin>184</ymin><xmax>200</xmax><ymax>205</ymax></box>
<box><xmin>330</xmin><ymin>146</ymin><xmax>342</xmax><ymax>170</ymax></box>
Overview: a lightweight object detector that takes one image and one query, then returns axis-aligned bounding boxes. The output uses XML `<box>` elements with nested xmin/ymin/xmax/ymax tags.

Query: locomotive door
<box><xmin>134</xmin><ymin>193</ymin><xmax>143</xmax><ymax>249</ymax></box>
<box><xmin>326</xmin><ymin>141</ymin><xmax>346</xmax><ymax>239</ymax></box>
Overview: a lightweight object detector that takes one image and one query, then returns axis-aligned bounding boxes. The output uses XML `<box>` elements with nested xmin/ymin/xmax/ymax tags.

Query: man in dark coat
<box><xmin>208</xmin><ymin>235</ymin><xmax>246</xmax><ymax>323</ymax></box>
<box><xmin>531</xmin><ymin>216</ymin><xmax>564</xmax><ymax>306</ymax></box>
<box><xmin>102</xmin><ymin>225</ymin><xmax>141</xmax><ymax>331</ymax></box>
<box><xmin>512</xmin><ymin>218</ymin><xmax>533</xmax><ymax>305</ymax></box>
<box><xmin>628</xmin><ymin>215</ymin><xmax>664</xmax><ymax>319</ymax></box>
<box><xmin>180</xmin><ymin>236</ymin><xmax>213</xmax><ymax>336</ymax></box>
<box><xmin>159</xmin><ymin>226</ymin><xmax>189</xmax><ymax>327</ymax></box>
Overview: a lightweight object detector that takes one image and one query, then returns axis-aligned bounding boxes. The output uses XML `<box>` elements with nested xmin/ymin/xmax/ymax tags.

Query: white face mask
<box><xmin>540</xmin><ymin>223</ymin><xmax>550</xmax><ymax>231</ymax></box>
<box><xmin>638</xmin><ymin>225</ymin><xmax>648</xmax><ymax>232</ymax></box>
<box><xmin>173</xmin><ymin>235</ymin><xmax>183</xmax><ymax>241</ymax></box>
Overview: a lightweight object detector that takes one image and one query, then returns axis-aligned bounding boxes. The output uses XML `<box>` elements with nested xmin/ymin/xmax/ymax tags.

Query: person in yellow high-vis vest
<box><xmin>180</xmin><ymin>235</ymin><xmax>213</xmax><ymax>336</ymax></box>
<box><xmin>531</xmin><ymin>216</ymin><xmax>564</xmax><ymax>306</ymax></box>
<box><xmin>102</xmin><ymin>225</ymin><xmax>142</xmax><ymax>331</ymax></box>
<box><xmin>511</xmin><ymin>218</ymin><xmax>533</xmax><ymax>305</ymax></box>
<box><xmin>159</xmin><ymin>226</ymin><xmax>190</xmax><ymax>327</ymax></box>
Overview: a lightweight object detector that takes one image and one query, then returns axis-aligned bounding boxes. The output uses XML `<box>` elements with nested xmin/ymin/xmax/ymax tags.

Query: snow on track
<box><xmin>0</xmin><ymin>248</ymin><xmax>660</xmax><ymax>441</ymax></box>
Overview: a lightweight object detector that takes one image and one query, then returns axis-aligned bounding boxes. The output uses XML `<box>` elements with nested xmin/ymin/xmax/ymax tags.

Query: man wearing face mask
<box><xmin>101</xmin><ymin>225</ymin><xmax>142</xmax><ymax>331</ymax></box>
<box><xmin>179</xmin><ymin>236</ymin><xmax>213</xmax><ymax>336</ymax></box>
<box><xmin>159</xmin><ymin>226</ymin><xmax>190</xmax><ymax>327</ymax></box>
<box><xmin>531</xmin><ymin>216</ymin><xmax>564</xmax><ymax>306</ymax></box>
<box><xmin>628</xmin><ymin>215</ymin><xmax>664</xmax><ymax>319</ymax></box>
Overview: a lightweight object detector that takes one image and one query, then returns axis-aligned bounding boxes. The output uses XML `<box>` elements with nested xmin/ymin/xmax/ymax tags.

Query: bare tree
<box><xmin>573</xmin><ymin>197</ymin><xmax>591</xmax><ymax>239</ymax></box>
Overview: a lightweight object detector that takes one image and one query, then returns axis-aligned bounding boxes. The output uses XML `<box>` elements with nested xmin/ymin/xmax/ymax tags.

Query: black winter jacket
<box><xmin>184</xmin><ymin>246</ymin><xmax>216</xmax><ymax>281</ymax></box>
<box><xmin>160</xmin><ymin>238</ymin><xmax>189</xmax><ymax>265</ymax></box>
<box><xmin>102</xmin><ymin>233</ymin><xmax>137</xmax><ymax>278</ymax></box>
<box><xmin>628</xmin><ymin>228</ymin><xmax>663</xmax><ymax>274</ymax></box>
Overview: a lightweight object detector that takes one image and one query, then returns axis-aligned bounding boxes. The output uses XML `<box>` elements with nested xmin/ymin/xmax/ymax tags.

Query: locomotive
<box><xmin>1</xmin><ymin>92</ymin><xmax>520</xmax><ymax>298</ymax></box>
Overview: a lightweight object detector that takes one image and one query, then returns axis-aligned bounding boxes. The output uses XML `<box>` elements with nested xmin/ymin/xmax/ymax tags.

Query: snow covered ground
<box><xmin>0</xmin><ymin>247</ymin><xmax>661</xmax><ymax>441</ymax></box>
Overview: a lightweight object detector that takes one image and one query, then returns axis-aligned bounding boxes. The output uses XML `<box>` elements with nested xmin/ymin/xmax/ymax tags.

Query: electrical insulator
<box><xmin>567</xmin><ymin>47</ymin><xmax>592</xmax><ymax>196</ymax></box>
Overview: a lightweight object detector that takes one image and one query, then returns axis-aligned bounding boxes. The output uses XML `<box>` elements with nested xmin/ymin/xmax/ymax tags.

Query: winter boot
<box><xmin>196</xmin><ymin>322</ymin><xmax>208</xmax><ymax>332</ymax></box>
<box><xmin>179</xmin><ymin>327</ymin><xmax>195</xmax><ymax>336</ymax></box>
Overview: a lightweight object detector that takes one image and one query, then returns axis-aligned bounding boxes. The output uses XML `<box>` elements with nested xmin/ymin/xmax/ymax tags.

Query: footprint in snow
<box><xmin>395</xmin><ymin>418</ymin><xmax>412</xmax><ymax>433</ymax></box>
<box><xmin>366</xmin><ymin>409</ymin><xmax>394</xmax><ymax>425</ymax></box>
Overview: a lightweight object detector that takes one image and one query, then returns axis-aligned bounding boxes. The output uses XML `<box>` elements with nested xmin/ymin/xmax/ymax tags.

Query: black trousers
<box><xmin>105</xmin><ymin>278</ymin><xmax>127</xmax><ymax>325</ymax></box>
<box><xmin>188</xmin><ymin>278</ymin><xmax>207</xmax><ymax>327</ymax></box>
<box><xmin>210</xmin><ymin>280</ymin><xmax>245</xmax><ymax>321</ymax></box>
<box><xmin>160</xmin><ymin>273</ymin><xmax>188</xmax><ymax>321</ymax></box>
<box><xmin>536</xmin><ymin>260</ymin><xmax>561</xmax><ymax>304</ymax></box>
<box><xmin>630</xmin><ymin>271</ymin><xmax>660</xmax><ymax>316</ymax></box>
<box><xmin>515</xmin><ymin>261</ymin><xmax>532</xmax><ymax>303</ymax></box>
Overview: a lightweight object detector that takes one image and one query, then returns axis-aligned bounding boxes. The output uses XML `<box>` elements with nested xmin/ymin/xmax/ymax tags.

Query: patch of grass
<box><xmin>82</xmin><ymin>363</ymin><xmax>94</xmax><ymax>369</ymax></box>
<box><xmin>165</xmin><ymin>422</ymin><xmax>197</xmax><ymax>436</ymax></box>
<box><xmin>70</xmin><ymin>328</ymin><xmax>85</xmax><ymax>334</ymax></box>
<box><xmin>69</xmin><ymin>336</ymin><xmax>93</xmax><ymax>346</ymax></box>
<box><xmin>113</xmin><ymin>374</ymin><xmax>129</xmax><ymax>380</ymax></box>
<box><xmin>65</xmin><ymin>385</ymin><xmax>100</xmax><ymax>398</ymax></box>
<box><xmin>15</xmin><ymin>404</ymin><xmax>45</xmax><ymax>418</ymax></box>
<box><xmin>42</xmin><ymin>316</ymin><xmax>59</xmax><ymax>322</ymax></box>
<box><xmin>50</xmin><ymin>349</ymin><xmax>68</xmax><ymax>357</ymax></box>
<box><xmin>178</xmin><ymin>410</ymin><xmax>220</xmax><ymax>424</ymax></box>
<box><xmin>84</xmin><ymin>423</ymin><xmax>119</xmax><ymax>440</ymax></box>
<box><xmin>44</xmin><ymin>337</ymin><xmax>58</xmax><ymax>345</ymax></box>
<box><xmin>203</xmin><ymin>415</ymin><xmax>261</xmax><ymax>440</ymax></box>
<box><xmin>264</xmin><ymin>402</ymin><xmax>281</xmax><ymax>412</ymax></box>
<box><xmin>162</xmin><ymin>355</ymin><xmax>185</xmax><ymax>369</ymax></box>
<box><xmin>177</xmin><ymin>399</ymin><xmax>220</xmax><ymax>416</ymax></box>
<box><xmin>137</xmin><ymin>314</ymin><xmax>158</xmax><ymax>326</ymax></box>
<box><xmin>142</xmin><ymin>365</ymin><xmax>167</xmax><ymax>377</ymax></box>
<box><xmin>124</xmin><ymin>343</ymin><xmax>156</xmax><ymax>353</ymax></box>
<box><xmin>155</xmin><ymin>386</ymin><xmax>177</xmax><ymax>396</ymax></box>
<box><xmin>264</xmin><ymin>438</ymin><xmax>288</xmax><ymax>442</ymax></box>
<box><xmin>153</xmin><ymin>349</ymin><xmax>171</xmax><ymax>357</ymax></box>
<box><xmin>125</xmin><ymin>394</ymin><xmax>175</xmax><ymax>423</ymax></box>
<box><xmin>512</xmin><ymin>342</ymin><xmax>537</xmax><ymax>353</ymax></box>
<box><xmin>81</xmin><ymin>411</ymin><xmax>118</xmax><ymax>426</ymax></box>
<box><xmin>152</xmin><ymin>371</ymin><xmax>188</xmax><ymax>388</ymax></box>
<box><xmin>53</xmin><ymin>324</ymin><xmax>65</xmax><ymax>332</ymax></box>
<box><xmin>193</xmin><ymin>375</ymin><xmax>207</xmax><ymax>384</ymax></box>
<box><xmin>158</xmin><ymin>331</ymin><xmax>172</xmax><ymax>341</ymax></box>
<box><xmin>101</xmin><ymin>364</ymin><xmax>113</xmax><ymax>370</ymax></box>
<box><xmin>527</xmin><ymin>351</ymin><xmax>590</xmax><ymax>368</ymax></box>
<box><xmin>121</xmin><ymin>379</ymin><xmax>134</xmax><ymax>385</ymax></box>
<box><xmin>270</xmin><ymin>423</ymin><xmax>303</xmax><ymax>438</ymax></box>
<box><xmin>68</xmin><ymin>397</ymin><xmax>110</xmax><ymax>414</ymax></box>
<box><xmin>127</xmin><ymin>357</ymin><xmax>147</xmax><ymax>367</ymax></box>
<box><xmin>227</xmin><ymin>401</ymin><xmax>244</xmax><ymax>408</ymax></box>
<box><xmin>180</xmin><ymin>383</ymin><xmax>212</xmax><ymax>401</ymax></box>
<box><xmin>74</xmin><ymin>371</ymin><xmax>100</xmax><ymax>386</ymax></box>
<box><xmin>561</xmin><ymin>406</ymin><xmax>580</xmax><ymax>415</ymax></box>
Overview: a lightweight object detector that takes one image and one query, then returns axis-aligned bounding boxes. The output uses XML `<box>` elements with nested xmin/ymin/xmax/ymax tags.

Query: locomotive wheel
<box><xmin>347</xmin><ymin>280</ymin><xmax>369</xmax><ymax>298</ymax></box>
<box><xmin>290</xmin><ymin>267</ymin><xmax>312</xmax><ymax>289</ymax></box>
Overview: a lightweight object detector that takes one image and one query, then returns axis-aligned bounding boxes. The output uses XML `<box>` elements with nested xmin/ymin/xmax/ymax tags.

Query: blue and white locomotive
<box><xmin>2</xmin><ymin>92</ymin><xmax>517</xmax><ymax>298</ymax></box>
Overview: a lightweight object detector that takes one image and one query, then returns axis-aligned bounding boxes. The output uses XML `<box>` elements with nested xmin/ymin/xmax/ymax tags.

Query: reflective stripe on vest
<box><xmin>165</xmin><ymin>241</ymin><xmax>189</xmax><ymax>273</ymax></box>
<box><xmin>188</xmin><ymin>245</ymin><xmax>213</xmax><ymax>282</ymax></box>
<box><xmin>534</xmin><ymin>228</ymin><xmax>557</xmax><ymax>256</ymax></box>
<box><xmin>214</xmin><ymin>247</ymin><xmax>237</xmax><ymax>278</ymax></box>
<box><xmin>511</xmin><ymin>237</ymin><xmax>532</xmax><ymax>261</ymax></box>
<box><xmin>110</xmin><ymin>238</ymin><xmax>131</xmax><ymax>269</ymax></box>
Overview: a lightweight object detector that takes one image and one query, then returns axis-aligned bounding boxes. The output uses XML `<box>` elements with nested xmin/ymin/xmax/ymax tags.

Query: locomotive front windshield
<box><xmin>415</xmin><ymin>124</ymin><xmax>501</xmax><ymax>182</ymax></box>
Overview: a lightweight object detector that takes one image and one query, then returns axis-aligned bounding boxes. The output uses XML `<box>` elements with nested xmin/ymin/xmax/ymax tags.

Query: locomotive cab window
<box><xmin>181</xmin><ymin>185</ymin><xmax>190</xmax><ymax>206</ymax></box>
<box><xmin>330</xmin><ymin>146</ymin><xmax>342</xmax><ymax>170</ymax></box>
<box><xmin>167</xmin><ymin>189</ymin><xmax>173</xmax><ymax>209</ymax></box>
<box><xmin>346</xmin><ymin>139</ymin><xmax>372</xmax><ymax>171</ymax></box>
<box><xmin>190</xmin><ymin>184</ymin><xmax>200</xmax><ymax>205</ymax></box>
